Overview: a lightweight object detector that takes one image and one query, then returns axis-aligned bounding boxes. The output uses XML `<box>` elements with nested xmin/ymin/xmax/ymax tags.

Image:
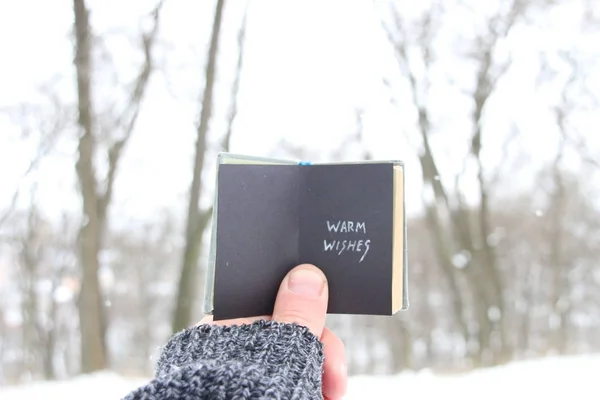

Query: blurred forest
<box><xmin>1</xmin><ymin>0</ymin><xmax>600</xmax><ymax>385</ymax></box>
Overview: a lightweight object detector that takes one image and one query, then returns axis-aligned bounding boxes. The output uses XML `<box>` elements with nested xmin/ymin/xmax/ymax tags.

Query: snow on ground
<box><xmin>1</xmin><ymin>354</ymin><xmax>598</xmax><ymax>399</ymax></box>
<box><xmin>348</xmin><ymin>354</ymin><xmax>600</xmax><ymax>399</ymax></box>
<box><xmin>0</xmin><ymin>373</ymin><xmax>148</xmax><ymax>400</ymax></box>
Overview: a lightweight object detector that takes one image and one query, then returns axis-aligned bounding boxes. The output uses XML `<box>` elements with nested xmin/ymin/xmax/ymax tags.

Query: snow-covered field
<box><xmin>1</xmin><ymin>354</ymin><xmax>598</xmax><ymax>399</ymax></box>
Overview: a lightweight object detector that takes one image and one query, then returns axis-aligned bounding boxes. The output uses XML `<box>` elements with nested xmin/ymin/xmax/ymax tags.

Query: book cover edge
<box><xmin>400</xmin><ymin>163</ymin><xmax>409</xmax><ymax>311</ymax></box>
<box><xmin>203</xmin><ymin>154</ymin><xmax>409</xmax><ymax>316</ymax></box>
<box><xmin>390</xmin><ymin>163</ymin><xmax>409</xmax><ymax>314</ymax></box>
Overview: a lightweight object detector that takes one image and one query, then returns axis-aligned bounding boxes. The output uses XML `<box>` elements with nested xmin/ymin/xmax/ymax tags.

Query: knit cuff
<box><xmin>154</xmin><ymin>320</ymin><xmax>325</xmax><ymax>399</ymax></box>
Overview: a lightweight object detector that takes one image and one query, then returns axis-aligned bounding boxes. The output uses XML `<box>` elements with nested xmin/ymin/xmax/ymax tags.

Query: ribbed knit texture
<box><xmin>122</xmin><ymin>320</ymin><xmax>325</xmax><ymax>399</ymax></box>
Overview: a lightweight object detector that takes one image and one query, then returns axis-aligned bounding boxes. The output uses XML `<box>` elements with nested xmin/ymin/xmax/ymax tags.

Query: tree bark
<box><xmin>172</xmin><ymin>0</ymin><xmax>226</xmax><ymax>333</ymax></box>
<box><xmin>72</xmin><ymin>0</ymin><xmax>161</xmax><ymax>371</ymax></box>
<box><xmin>73</xmin><ymin>0</ymin><xmax>108</xmax><ymax>373</ymax></box>
<box><xmin>548</xmin><ymin>127</ymin><xmax>569</xmax><ymax>353</ymax></box>
<box><xmin>381</xmin><ymin>0</ymin><xmax>529</xmax><ymax>365</ymax></box>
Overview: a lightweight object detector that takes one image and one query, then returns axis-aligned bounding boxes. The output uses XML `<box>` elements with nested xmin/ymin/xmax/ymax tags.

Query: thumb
<box><xmin>272</xmin><ymin>264</ymin><xmax>329</xmax><ymax>337</ymax></box>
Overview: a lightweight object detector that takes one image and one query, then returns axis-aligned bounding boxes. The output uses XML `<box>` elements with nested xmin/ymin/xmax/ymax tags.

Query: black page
<box><xmin>299</xmin><ymin>163</ymin><xmax>394</xmax><ymax>315</ymax></box>
<box><xmin>214</xmin><ymin>165</ymin><xmax>300</xmax><ymax>320</ymax></box>
<box><xmin>213</xmin><ymin>163</ymin><xmax>394</xmax><ymax>319</ymax></box>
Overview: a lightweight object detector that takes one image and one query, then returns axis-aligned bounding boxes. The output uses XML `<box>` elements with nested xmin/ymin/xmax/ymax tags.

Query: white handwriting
<box><xmin>326</xmin><ymin>220</ymin><xmax>367</xmax><ymax>234</ymax></box>
<box><xmin>323</xmin><ymin>239</ymin><xmax>371</xmax><ymax>263</ymax></box>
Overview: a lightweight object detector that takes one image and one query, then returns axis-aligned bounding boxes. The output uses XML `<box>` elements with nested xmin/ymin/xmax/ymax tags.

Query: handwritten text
<box><xmin>323</xmin><ymin>220</ymin><xmax>370</xmax><ymax>263</ymax></box>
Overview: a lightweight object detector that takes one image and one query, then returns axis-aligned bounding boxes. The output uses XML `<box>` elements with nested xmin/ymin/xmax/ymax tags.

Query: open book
<box><xmin>203</xmin><ymin>153</ymin><xmax>408</xmax><ymax>320</ymax></box>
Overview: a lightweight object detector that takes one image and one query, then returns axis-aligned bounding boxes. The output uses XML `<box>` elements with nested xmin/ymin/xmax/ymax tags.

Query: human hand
<box><xmin>199</xmin><ymin>264</ymin><xmax>347</xmax><ymax>400</ymax></box>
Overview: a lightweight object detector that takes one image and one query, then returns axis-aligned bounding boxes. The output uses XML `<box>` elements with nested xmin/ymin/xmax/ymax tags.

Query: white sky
<box><xmin>0</xmin><ymin>0</ymin><xmax>599</xmax><ymax>226</ymax></box>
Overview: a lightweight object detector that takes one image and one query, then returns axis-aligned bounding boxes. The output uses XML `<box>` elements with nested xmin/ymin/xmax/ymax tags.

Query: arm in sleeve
<box><xmin>122</xmin><ymin>320</ymin><xmax>325</xmax><ymax>400</ymax></box>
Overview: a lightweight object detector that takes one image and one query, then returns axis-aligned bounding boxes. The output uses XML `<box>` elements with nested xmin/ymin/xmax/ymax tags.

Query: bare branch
<box><xmin>471</xmin><ymin>0</ymin><xmax>528</xmax><ymax>131</ymax></box>
<box><xmin>0</xmin><ymin>98</ymin><xmax>68</xmax><ymax>228</ymax></box>
<box><xmin>355</xmin><ymin>108</ymin><xmax>373</xmax><ymax>160</ymax></box>
<box><xmin>551</xmin><ymin>51</ymin><xmax>600</xmax><ymax>172</ymax></box>
<box><xmin>328</xmin><ymin>108</ymin><xmax>368</xmax><ymax>161</ymax></box>
<box><xmin>488</xmin><ymin>123</ymin><xmax>522</xmax><ymax>187</ymax></box>
<box><xmin>172</xmin><ymin>0</ymin><xmax>226</xmax><ymax>333</ymax></box>
<box><xmin>222</xmin><ymin>0</ymin><xmax>249</xmax><ymax>153</ymax></box>
<box><xmin>194</xmin><ymin>206</ymin><xmax>214</xmax><ymax>241</ymax></box>
<box><xmin>381</xmin><ymin>3</ymin><xmax>411</xmax><ymax>79</ymax></box>
<box><xmin>98</xmin><ymin>0</ymin><xmax>165</xmax><ymax>219</ymax></box>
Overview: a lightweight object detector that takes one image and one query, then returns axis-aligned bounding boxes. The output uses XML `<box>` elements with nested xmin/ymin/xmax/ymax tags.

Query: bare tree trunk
<box><xmin>43</xmin><ymin>283</ymin><xmax>59</xmax><ymax>380</ymax></box>
<box><xmin>421</xmin><ymin>259</ymin><xmax>437</xmax><ymax>368</ymax></box>
<box><xmin>135</xmin><ymin>236</ymin><xmax>154</xmax><ymax>374</ymax></box>
<box><xmin>381</xmin><ymin>0</ymin><xmax>530</xmax><ymax>366</ymax></box>
<box><xmin>72</xmin><ymin>0</ymin><xmax>162</xmax><ymax>372</ymax></box>
<box><xmin>544</xmin><ymin>52</ymin><xmax>588</xmax><ymax>354</ymax></box>
<box><xmin>0</xmin><ymin>309</ymin><xmax>5</xmax><ymax>384</ymax></box>
<box><xmin>422</xmin><ymin>191</ymin><xmax>470</xmax><ymax>345</ymax></box>
<box><xmin>382</xmin><ymin>4</ymin><xmax>474</xmax><ymax>361</ymax></box>
<box><xmin>548</xmin><ymin>116</ymin><xmax>570</xmax><ymax>354</ymax></box>
<box><xmin>19</xmin><ymin>209</ymin><xmax>41</xmax><ymax>378</ymax></box>
<box><xmin>519</xmin><ymin>258</ymin><xmax>539</xmax><ymax>357</ymax></box>
<box><xmin>391</xmin><ymin>318</ymin><xmax>412</xmax><ymax>373</ymax></box>
<box><xmin>73</xmin><ymin>0</ymin><xmax>108</xmax><ymax>372</ymax></box>
<box><xmin>363</xmin><ymin>317</ymin><xmax>378</xmax><ymax>374</ymax></box>
<box><xmin>222</xmin><ymin>1</ymin><xmax>248</xmax><ymax>151</ymax></box>
<box><xmin>172</xmin><ymin>0</ymin><xmax>226</xmax><ymax>333</ymax></box>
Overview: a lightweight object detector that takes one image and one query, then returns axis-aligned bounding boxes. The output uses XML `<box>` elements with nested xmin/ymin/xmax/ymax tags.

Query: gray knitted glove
<box><xmin>123</xmin><ymin>320</ymin><xmax>325</xmax><ymax>399</ymax></box>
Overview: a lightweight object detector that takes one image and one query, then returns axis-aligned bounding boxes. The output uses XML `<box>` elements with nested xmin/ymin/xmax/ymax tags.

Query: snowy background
<box><xmin>3</xmin><ymin>355</ymin><xmax>600</xmax><ymax>399</ymax></box>
<box><xmin>1</xmin><ymin>0</ymin><xmax>600</xmax><ymax>398</ymax></box>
